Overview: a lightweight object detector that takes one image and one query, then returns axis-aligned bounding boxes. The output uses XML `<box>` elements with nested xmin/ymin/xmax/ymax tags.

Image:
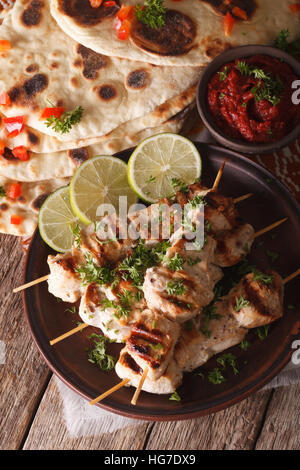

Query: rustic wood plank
<box><xmin>0</xmin><ymin>234</ymin><xmax>51</xmax><ymax>450</ymax></box>
<box><xmin>146</xmin><ymin>390</ymin><xmax>272</xmax><ymax>450</ymax></box>
<box><xmin>255</xmin><ymin>384</ymin><xmax>300</xmax><ymax>450</ymax></box>
<box><xmin>22</xmin><ymin>376</ymin><xmax>152</xmax><ymax>450</ymax></box>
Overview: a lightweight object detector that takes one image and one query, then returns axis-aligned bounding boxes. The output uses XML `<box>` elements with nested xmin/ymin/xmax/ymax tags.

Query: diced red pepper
<box><xmin>117</xmin><ymin>5</ymin><xmax>134</xmax><ymax>21</ymax></box>
<box><xmin>4</xmin><ymin>116</ymin><xmax>24</xmax><ymax>137</ymax></box>
<box><xmin>232</xmin><ymin>6</ymin><xmax>247</xmax><ymax>20</ymax></box>
<box><xmin>11</xmin><ymin>214</ymin><xmax>23</xmax><ymax>225</ymax></box>
<box><xmin>117</xmin><ymin>19</ymin><xmax>131</xmax><ymax>40</ymax></box>
<box><xmin>224</xmin><ymin>12</ymin><xmax>235</xmax><ymax>37</ymax></box>
<box><xmin>289</xmin><ymin>4</ymin><xmax>300</xmax><ymax>13</ymax></box>
<box><xmin>0</xmin><ymin>40</ymin><xmax>11</xmax><ymax>52</ymax></box>
<box><xmin>12</xmin><ymin>146</ymin><xmax>29</xmax><ymax>161</ymax></box>
<box><xmin>104</xmin><ymin>1</ymin><xmax>116</xmax><ymax>6</ymax></box>
<box><xmin>6</xmin><ymin>183</ymin><xmax>21</xmax><ymax>200</ymax></box>
<box><xmin>0</xmin><ymin>91</ymin><xmax>11</xmax><ymax>106</ymax></box>
<box><xmin>40</xmin><ymin>107</ymin><xmax>65</xmax><ymax>120</ymax></box>
<box><xmin>89</xmin><ymin>0</ymin><xmax>103</xmax><ymax>6</ymax></box>
<box><xmin>0</xmin><ymin>141</ymin><xmax>5</xmax><ymax>155</ymax></box>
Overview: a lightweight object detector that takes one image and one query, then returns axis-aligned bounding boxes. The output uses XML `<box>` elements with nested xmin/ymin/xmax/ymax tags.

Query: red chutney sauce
<box><xmin>207</xmin><ymin>55</ymin><xmax>300</xmax><ymax>143</ymax></box>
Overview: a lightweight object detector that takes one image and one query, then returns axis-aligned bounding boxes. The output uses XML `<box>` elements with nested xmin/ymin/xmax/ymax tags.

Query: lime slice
<box><xmin>70</xmin><ymin>155</ymin><xmax>138</xmax><ymax>225</ymax></box>
<box><xmin>38</xmin><ymin>186</ymin><xmax>81</xmax><ymax>252</ymax></box>
<box><xmin>128</xmin><ymin>133</ymin><xmax>202</xmax><ymax>203</ymax></box>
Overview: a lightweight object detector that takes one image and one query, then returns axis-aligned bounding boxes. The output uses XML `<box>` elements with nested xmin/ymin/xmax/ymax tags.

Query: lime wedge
<box><xmin>38</xmin><ymin>186</ymin><xmax>81</xmax><ymax>252</ymax></box>
<box><xmin>70</xmin><ymin>155</ymin><xmax>138</xmax><ymax>225</ymax></box>
<box><xmin>128</xmin><ymin>133</ymin><xmax>202</xmax><ymax>203</ymax></box>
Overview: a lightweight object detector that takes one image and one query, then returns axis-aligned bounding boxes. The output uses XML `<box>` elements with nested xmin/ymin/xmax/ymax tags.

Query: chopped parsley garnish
<box><xmin>186</xmin><ymin>194</ymin><xmax>207</xmax><ymax>210</ymax></box>
<box><xmin>76</xmin><ymin>252</ymin><xmax>116</xmax><ymax>286</ymax></box>
<box><xmin>208</xmin><ymin>368</ymin><xmax>226</xmax><ymax>385</ymax></box>
<box><xmin>135</xmin><ymin>0</ymin><xmax>167</xmax><ymax>29</ymax></box>
<box><xmin>169</xmin><ymin>391</ymin><xmax>181</xmax><ymax>401</ymax></box>
<box><xmin>145</xmin><ymin>175</ymin><xmax>156</xmax><ymax>183</ymax></box>
<box><xmin>65</xmin><ymin>305</ymin><xmax>77</xmax><ymax>314</ymax></box>
<box><xmin>217</xmin><ymin>353</ymin><xmax>239</xmax><ymax>376</ymax></box>
<box><xmin>70</xmin><ymin>223</ymin><xmax>81</xmax><ymax>249</ymax></box>
<box><xmin>234</xmin><ymin>295</ymin><xmax>250</xmax><ymax>312</ymax></box>
<box><xmin>187</xmin><ymin>256</ymin><xmax>200</xmax><ymax>267</ymax></box>
<box><xmin>256</xmin><ymin>325</ymin><xmax>270</xmax><ymax>341</ymax></box>
<box><xmin>149</xmin><ymin>342</ymin><xmax>163</xmax><ymax>352</ymax></box>
<box><xmin>87</xmin><ymin>333</ymin><xmax>116</xmax><ymax>371</ymax></box>
<box><xmin>240</xmin><ymin>340</ymin><xmax>251</xmax><ymax>351</ymax></box>
<box><xmin>101</xmin><ymin>289</ymin><xmax>134</xmax><ymax>320</ymax></box>
<box><xmin>166</xmin><ymin>280</ymin><xmax>186</xmax><ymax>296</ymax></box>
<box><xmin>252</xmin><ymin>269</ymin><xmax>274</xmax><ymax>285</ymax></box>
<box><xmin>45</xmin><ymin>105</ymin><xmax>83</xmax><ymax>134</ymax></box>
<box><xmin>218</xmin><ymin>66</ymin><xmax>228</xmax><ymax>81</ymax></box>
<box><xmin>167</xmin><ymin>253</ymin><xmax>185</xmax><ymax>272</ymax></box>
<box><xmin>236</xmin><ymin>61</ymin><xmax>284</xmax><ymax>106</ymax></box>
<box><xmin>201</xmin><ymin>303</ymin><xmax>222</xmax><ymax>338</ymax></box>
<box><xmin>0</xmin><ymin>186</ymin><xmax>6</xmax><ymax>198</ymax></box>
<box><xmin>275</xmin><ymin>29</ymin><xmax>290</xmax><ymax>51</ymax></box>
<box><xmin>171</xmin><ymin>177</ymin><xmax>189</xmax><ymax>194</ymax></box>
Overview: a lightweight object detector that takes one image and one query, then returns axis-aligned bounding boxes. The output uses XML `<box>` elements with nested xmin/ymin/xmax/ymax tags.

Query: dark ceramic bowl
<box><xmin>196</xmin><ymin>45</ymin><xmax>300</xmax><ymax>154</ymax></box>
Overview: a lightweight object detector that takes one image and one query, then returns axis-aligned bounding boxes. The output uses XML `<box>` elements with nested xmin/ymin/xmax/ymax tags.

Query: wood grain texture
<box><xmin>146</xmin><ymin>390</ymin><xmax>272</xmax><ymax>450</ymax></box>
<box><xmin>22</xmin><ymin>376</ymin><xmax>152</xmax><ymax>450</ymax></box>
<box><xmin>255</xmin><ymin>384</ymin><xmax>300</xmax><ymax>450</ymax></box>
<box><xmin>0</xmin><ymin>234</ymin><xmax>51</xmax><ymax>450</ymax></box>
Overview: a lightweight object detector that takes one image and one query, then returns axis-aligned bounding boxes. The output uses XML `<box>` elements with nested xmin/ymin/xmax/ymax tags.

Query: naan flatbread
<box><xmin>0</xmin><ymin>84</ymin><xmax>197</xmax><ymax>153</ymax></box>
<box><xmin>0</xmin><ymin>174</ymin><xmax>70</xmax><ymax>236</ymax></box>
<box><xmin>50</xmin><ymin>0</ymin><xmax>300</xmax><ymax>67</ymax></box>
<box><xmin>0</xmin><ymin>0</ymin><xmax>201</xmax><ymax>141</ymax></box>
<box><xmin>0</xmin><ymin>104</ymin><xmax>193</xmax><ymax>181</ymax></box>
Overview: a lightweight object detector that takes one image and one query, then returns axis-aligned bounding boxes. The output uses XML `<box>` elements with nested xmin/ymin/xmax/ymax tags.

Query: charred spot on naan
<box><xmin>26</xmin><ymin>129</ymin><xmax>40</xmax><ymax>148</ymax></box>
<box><xmin>202</xmin><ymin>37</ymin><xmax>232</xmax><ymax>60</ymax></box>
<box><xmin>57</xmin><ymin>0</ymin><xmax>120</xmax><ymax>26</ymax></box>
<box><xmin>26</xmin><ymin>64</ymin><xmax>39</xmax><ymax>74</ymax></box>
<box><xmin>0</xmin><ymin>203</ymin><xmax>8</xmax><ymax>212</ymax></box>
<box><xmin>31</xmin><ymin>193</ymin><xmax>49</xmax><ymax>211</ymax></box>
<box><xmin>130</xmin><ymin>10</ymin><xmax>196</xmax><ymax>56</ymax></box>
<box><xmin>96</xmin><ymin>84</ymin><xmax>117</xmax><ymax>101</ymax></box>
<box><xmin>76</xmin><ymin>45</ymin><xmax>108</xmax><ymax>80</ymax></box>
<box><xmin>68</xmin><ymin>147</ymin><xmax>89</xmax><ymax>166</ymax></box>
<box><xmin>199</xmin><ymin>0</ymin><xmax>256</xmax><ymax>20</ymax></box>
<box><xmin>2</xmin><ymin>147</ymin><xmax>18</xmax><ymax>161</ymax></box>
<box><xmin>8</xmin><ymin>73</ymin><xmax>48</xmax><ymax>108</ymax></box>
<box><xmin>127</xmin><ymin>69</ymin><xmax>149</xmax><ymax>90</ymax></box>
<box><xmin>21</xmin><ymin>0</ymin><xmax>44</xmax><ymax>27</ymax></box>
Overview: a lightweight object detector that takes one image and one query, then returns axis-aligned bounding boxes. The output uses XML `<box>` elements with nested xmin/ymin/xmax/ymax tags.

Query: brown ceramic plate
<box><xmin>23</xmin><ymin>143</ymin><xmax>300</xmax><ymax>421</ymax></box>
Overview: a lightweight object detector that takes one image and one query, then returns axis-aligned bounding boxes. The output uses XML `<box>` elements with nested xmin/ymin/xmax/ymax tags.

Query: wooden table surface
<box><xmin>0</xmin><ymin>234</ymin><xmax>299</xmax><ymax>451</ymax></box>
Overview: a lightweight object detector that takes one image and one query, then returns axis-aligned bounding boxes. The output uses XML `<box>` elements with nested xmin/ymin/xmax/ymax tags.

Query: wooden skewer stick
<box><xmin>283</xmin><ymin>268</ymin><xmax>300</xmax><ymax>285</ymax></box>
<box><xmin>131</xmin><ymin>367</ymin><xmax>149</xmax><ymax>406</ymax></box>
<box><xmin>49</xmin><ymin>323</ymin><xmax>89</xmax><ymax>346</ymax></box>
<box><xmin>212</xmin><ymin>159</ymin><xmax>227</xmax><ymax>191</ymax></box>
<box><xmin>13</xmin><ymin>274</ymin><xmax>50</xmax><ymax>293</ymax></box>
<box><xmin>254</xmin><ymin>218</ymin><xmax>288</xmax><ymax>239</ymax></box>
<box><xmin>234</xmin><ymin>193</ymin><xmax>253</xmax><ymax>204</ymax></box>
<box><xmin>89</xmin><ymin>379</ymin><xmax>130</xmax><ymax>406</ymax></box>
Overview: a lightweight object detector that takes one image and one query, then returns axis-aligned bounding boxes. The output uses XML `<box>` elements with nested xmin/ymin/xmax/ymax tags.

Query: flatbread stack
<box><xmin>0</xmin><ymin>0</ymin><xmax>297</xmax><ymax>236</ymax></box>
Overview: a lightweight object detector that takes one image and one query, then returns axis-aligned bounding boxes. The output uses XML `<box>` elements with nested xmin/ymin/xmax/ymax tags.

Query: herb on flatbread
<box><xmin>135</xmin><ymin>0</ymin><xmax>167</xmax><ymax>29</ymax></box>
<box><xmin>45</xmin><ymin>105</ymin><xmax>83</xmax><ymax>134</ymax></box>
<box><xmin>87</xmin><ymin>333</ymin><xmax>116</xmax><ymax>371</ymax></box>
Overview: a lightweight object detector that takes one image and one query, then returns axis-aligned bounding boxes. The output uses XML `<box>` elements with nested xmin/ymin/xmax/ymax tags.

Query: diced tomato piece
<box><xmin>289</xmin><ymin>4</ymin><xmax>300</xmax><ymax>13</ymax></box>
<box><xmin>117</xmin><ymin>19</ymin><xmax>131</xmax><ymax>40</ymax></box>
<box><xmin>6</xmin><ymin>183</ymin><xmax>21</xmax><ymax>200</ymax></box>
<box><xmin>40</xmin><ymin>107</ymin><xmax>65</xmax><ymax>120</ymax></box>
<box><xmin>224</xmin><ymin>12</ymin><xmax>235</xmax><ymax>37</ymax></box>
<box><xmin>117</xmin><ymin>5</ymin><xmax>134</xmax><ymax>21</ymax></box>
<box><xmin>114</xmin><ymin>18</ymin><xmax>122</xmax><ymax>30</ymax></box>
<box><xmin>11</xmin><ymin>215</ymin><xmax>23</xmax><ymax>225</ymax></box>
<box><xmin>0</xmin><ymin>91</ymin><xmax>11</xmax><ymax>106</ymax></box>
<box><xmin>0</xmin><ymin>40</ymin><xmax>11</xmax><ymax>52</ymax></box>
<box><xmin>232</xmin><ymin>6</ymin><xmax>247</xmax><ymax>20</ymax></box>
<box><xmin>4</xmin><ymin>116</ymin><xmax>24</xmax><ymax>137</ymax></box>
<box><xmin>12</xmin><ymin>146</ymin><xmax>29</xmax><ymax>161</ymax></box>
<box><xmin>104</xmin><ymin>1</ymin><xmax>116</xmax><ymax>6</ymax></box>
<box><xmin>0</xmin><ymin>141</ymin><xmax>5</xmax><ymax>155</ymax></box>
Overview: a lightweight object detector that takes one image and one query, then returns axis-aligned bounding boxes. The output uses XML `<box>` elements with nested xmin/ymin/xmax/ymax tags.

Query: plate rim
<box><xmin>22</xmin><ymin>142</ymin><xmax>300</xmax><ymax>421</ymax></box>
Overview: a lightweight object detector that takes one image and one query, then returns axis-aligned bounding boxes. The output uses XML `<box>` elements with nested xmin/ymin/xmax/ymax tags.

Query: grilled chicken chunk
<box><xmin>229</xmin><ymin>271</ymin><xmax>284</xmax><ymax>328</ymax></box>
<box><xmin>47</xmin><ymin>250</ymin><xmax>83</xmax><ymax>303</ymax></box>
<box><xmin>115</xmin><ymin>348</ymin><xmax>182</xmax><ymax>394</ymax></box>
<box><xmin>175</xmin><ymin>298</ymin><xmax>248</xmax><ymax>372</ymax></box>
<box><xmin>126</xmin><ymin>309</ymin><xmax>180</xmax><ymax>380</ymax></box>
<box><xmin>79</xmin><ymin>281</ymin><xmax>146</xmax><ymax>343</ymax></box>
<box><xmin>214</xmin><ymin>223</ymin><xmax>255</xmax><ymax>267</ymax></box>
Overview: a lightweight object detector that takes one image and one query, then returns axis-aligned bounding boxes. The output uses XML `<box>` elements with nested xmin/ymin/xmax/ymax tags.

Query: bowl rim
<box><xmin>196</xmin><ymin>45</ymin><xmax>300</xmax><ymax>154</ymax></box>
